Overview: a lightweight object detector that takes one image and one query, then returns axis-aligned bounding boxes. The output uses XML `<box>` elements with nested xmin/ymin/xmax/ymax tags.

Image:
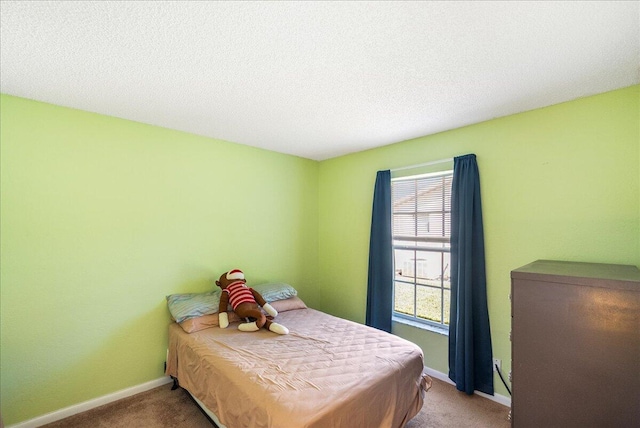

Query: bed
<box><xmin>165</xmin><ymin>289</ymin><xmax>431</xmax><ymax>428</ymax></box>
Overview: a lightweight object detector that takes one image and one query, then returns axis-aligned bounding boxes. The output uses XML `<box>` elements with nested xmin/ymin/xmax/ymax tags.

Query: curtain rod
<box><xmin>390</xmin><ymin>157</ymin><xmax>453</xmax><ymax>172</ymax></box>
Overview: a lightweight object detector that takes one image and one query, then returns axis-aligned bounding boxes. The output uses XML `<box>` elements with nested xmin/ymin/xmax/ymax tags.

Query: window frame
<box><xmin>391</xmin><ymin>170</ymin><xmax>453</xmax><ymax>332</ymax></box>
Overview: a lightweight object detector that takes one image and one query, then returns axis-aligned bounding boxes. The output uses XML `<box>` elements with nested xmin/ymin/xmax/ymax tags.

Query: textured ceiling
<box><xmin>1</xmin><ymin>1</ymin><xmax>638</xmax><ymax>161</ymax></box>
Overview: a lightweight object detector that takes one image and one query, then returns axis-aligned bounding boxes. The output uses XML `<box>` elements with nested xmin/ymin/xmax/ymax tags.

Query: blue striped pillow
<box><xmin>166</xmin><ymin>290</ymin><xmax>221</xmax><ymax>323</ymax></box>
<box><xmin>253</xmin><ymin>283</ymin><xmax>297</xmax><ymax>302</ymax></box>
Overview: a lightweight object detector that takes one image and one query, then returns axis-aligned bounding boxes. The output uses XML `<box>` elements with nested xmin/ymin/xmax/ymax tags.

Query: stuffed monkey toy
<box><xmin>216</xmin><ymin>269</ymin><xmax>289</xmax><ymax>335</ymax></box>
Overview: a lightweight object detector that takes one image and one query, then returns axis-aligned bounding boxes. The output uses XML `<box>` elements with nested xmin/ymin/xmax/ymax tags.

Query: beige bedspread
<box><xmin>166</xmin><ymin>308</ymin><xmax>431</xmax><ymax>428</ymax></box>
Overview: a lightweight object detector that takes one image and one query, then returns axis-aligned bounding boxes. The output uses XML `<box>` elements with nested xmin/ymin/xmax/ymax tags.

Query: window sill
<box><xmin>392</xmin><ymin>315</ymin><xmax>449</xmax><ymax>336</ymax></box>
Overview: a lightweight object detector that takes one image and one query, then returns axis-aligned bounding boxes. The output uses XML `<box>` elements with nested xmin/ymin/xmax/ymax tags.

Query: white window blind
<box><xmin>392</xmin><ymin>171</ymin><xmax>453</xmax><ymax>329</ymax></box>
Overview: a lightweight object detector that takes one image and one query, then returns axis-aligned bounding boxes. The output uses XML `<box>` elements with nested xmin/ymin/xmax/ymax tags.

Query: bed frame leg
<box><xmin>171</xmin><ymin>376</ymin><xmax>179</xmax><ymax>390</ymax></box>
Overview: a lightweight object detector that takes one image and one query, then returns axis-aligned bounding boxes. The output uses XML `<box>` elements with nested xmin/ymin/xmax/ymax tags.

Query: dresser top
<box><xmin>511</xmin><ymin>260</ymin><xmax>640</xmax><ymax>290</ymax></box>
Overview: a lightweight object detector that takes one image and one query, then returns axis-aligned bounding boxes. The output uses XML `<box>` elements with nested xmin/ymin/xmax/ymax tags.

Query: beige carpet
<box><xmin>42</xmin><ymin>377</ymin><xmax>510</xmax><ymax>427</ymax></box>
<box><xmin>406</xmin><ymin>378</ymin><xmax>510</xmax><ymax>428</ymax></box>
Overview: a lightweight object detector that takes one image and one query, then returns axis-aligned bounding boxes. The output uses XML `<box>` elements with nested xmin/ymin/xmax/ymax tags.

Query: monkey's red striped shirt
<box><xmin>223</xmin><ymin>281</ymin><xmax>256</xmax><ymax>310</ymax></box>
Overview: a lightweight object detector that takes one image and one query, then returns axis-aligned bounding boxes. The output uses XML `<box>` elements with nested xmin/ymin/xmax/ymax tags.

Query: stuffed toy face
<box><xmin>215</xmin><ymin>269</ymin><xmax>288</xmax><ymax>335</ymax></box>
<box><xmin>215</xmin><ymin>269</ymin><xmax>244</xmax><ymax>291</ymax></box>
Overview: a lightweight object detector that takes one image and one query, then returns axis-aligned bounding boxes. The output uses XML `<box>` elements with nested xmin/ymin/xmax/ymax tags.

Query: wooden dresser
<box><xmin>510</xmin><ymin>260</ymin><xmax>640</xmax><ymax>427</ymax></box>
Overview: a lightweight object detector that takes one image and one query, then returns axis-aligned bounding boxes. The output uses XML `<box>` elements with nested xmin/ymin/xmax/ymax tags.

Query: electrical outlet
<box><xmin>493</xmin><ymin>358</ymin><xmax>501</xmax><ymax>372</ymax></box>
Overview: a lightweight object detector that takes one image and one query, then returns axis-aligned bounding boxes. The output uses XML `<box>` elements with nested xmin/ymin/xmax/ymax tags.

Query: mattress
<box><xmin>166</xmin><ymin>307</ymin><xmax>431</xmax><ymax>428</ymax></box>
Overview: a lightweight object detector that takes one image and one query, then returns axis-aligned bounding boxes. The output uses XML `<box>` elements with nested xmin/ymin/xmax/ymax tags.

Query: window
<box><xmin>392</xmin><ymin>171</ymin><xmax>452</xmax><ymax>331</ymax></box>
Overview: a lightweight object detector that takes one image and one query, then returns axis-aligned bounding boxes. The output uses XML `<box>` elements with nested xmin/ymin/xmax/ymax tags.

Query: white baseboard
<box><xmin>6</xmin><ymin>377</ymin><xmax>173</xmax><ymax>428</ymax></box>
<box><xmin>423</xmin><ymin>366</ymin><xmax>512</xmax><ymax>408</ymax></box>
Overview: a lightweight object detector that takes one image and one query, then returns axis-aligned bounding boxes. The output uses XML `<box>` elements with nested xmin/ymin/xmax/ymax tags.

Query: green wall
<box><xmin>316</xmin><ymin>85</ymin><xmax>640</xmax><ymax>397</ymax></box>
<box><xmin>1</xmin><ymin>85</ymin><xmax>638</xmax><ymax>424</ymax></box>
<box><xmin>0</xmin><ymin>95</ymin><xmax>319</xmax><ymax>425</ymax></box>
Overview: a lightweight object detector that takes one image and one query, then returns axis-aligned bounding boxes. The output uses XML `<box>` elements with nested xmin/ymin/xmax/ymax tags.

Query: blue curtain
<box><xmin>366</xmin><ymin>170</ymin><xmax>393</xmax><ymax>333</ymax></box>
<box><xmin>448</xmin><ymin>154</ymin><xmax>494</xmax><ymax>395</ymax></box>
